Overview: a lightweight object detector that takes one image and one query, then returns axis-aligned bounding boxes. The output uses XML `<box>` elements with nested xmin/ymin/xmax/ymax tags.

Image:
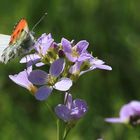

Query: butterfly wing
<box><xmin>0</xmin><ymin>19</ymin><xmax>35</xmax><ymax>64</ymax></box>
<box><xmin>0</xmin><ymin>34</ymin><xmax>10</xmax><ymax>62</ymax></box>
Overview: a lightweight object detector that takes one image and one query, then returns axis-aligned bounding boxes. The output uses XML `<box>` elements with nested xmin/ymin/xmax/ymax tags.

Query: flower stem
<box><xmin>57</xmin><ymin>119</ymin><xmax>65</xmax><ymax>140</ymax></box>
<box><xmin>63</xmin><ymin>127</ymin><xmax>72</xmax><ymax>140</ymax></box>
<box><xmin>57</xmin><ymin>119</ymin><xmax>60</xmax><ymax>140</ymax></box>
<box><xmin>44</xmin><ymin>102</ymin><xmax>56</xmax><ymax>122</ymax></box>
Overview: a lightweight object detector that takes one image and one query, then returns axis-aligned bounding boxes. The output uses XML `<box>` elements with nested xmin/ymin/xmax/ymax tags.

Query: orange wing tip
<box><xmin>9</xmin><ymin>18</ymin><xmax>28</xmax><ymax>45</ymax></box>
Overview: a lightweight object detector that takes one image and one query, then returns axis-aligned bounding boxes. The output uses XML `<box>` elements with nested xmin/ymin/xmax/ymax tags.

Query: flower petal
<box><xmin>20</xmin><ymin>54</ymin><xmax>40</xmax><ymax>64</ymax></box>
<box><xmin>61</xmin><ymin>38</ymin><xmax>72</xmax><ymax>53</ymax></box>
<box><xmin>120</xmin><ymin>104</ymin><xmax>135</xmax><ymax>119</ymax></box>
<box><xmin>130</xmin><ymin>101</ymin><xmax>140</xmax><ymax>114</ymax></box>
<box><xmin>76</xmin><ymin>40</ymin><xmax>89</xmax><ymax>54</ymax></box>
<box><xmin>50</xmin><ymin>58</ymin><xmax>65</xmax><ymax>77</ymax></box>
<box><xmin>34</xmin><ymin>33</ymin><xmax>54</xmax><ymax>55</ymax></box>
<box><xmin>90</xmin><ymin>59</ymin><xmax>105</xmax><ymax>65</ymax></box>
<box><xmin>93</xmin><ymin>64</ymin><xmax>112</xmax><ymax>70</ymax></box>
<box><xmin>105</xmin><ymin>118</ymin><xmax>125</xmax><ymax>123</ymax></box>
<box><xmin>9</xmin><ymin>69</ymin><xmax>33</xmax><ymax>90</ymax></box>
<box><xmin>35</xmin><ymin>62</ymin><xmax>45</xmax><ymax>67</ymax></box>
<box><xmin>55</xmin><ymin>104</ymin><xmax>71</xmax><ymax>122</ymax></box>
<box><xmin>69</xmin><ymin>62</ymin><xmax>82</xmax><ymax>74</ymax></box>
<box><xmin>71</xmin><ymin>99</ymin><xmax>88</xmax><ymax>118</ymax></box>
<box><xmin>65</xmin><ymin>53</ymin><xmax>77</xmax><ymax>62</ymax></box>
<box><xmin>65</xmin><ymin>93</ymin><xmax>73</xmax><ymax>109</ymax></box>
<box><xmin>35</xmin><ymin>86</ymin><xmax>53</xmax><ymax>101</ymax></box>
<box><xmin>78</xmin><ymin>53</ymin><xmax>92</xmax><ymax>62</ymax></box>
<box><xmin>53</xmin><ymin>78</ymin><xmax>72</xmax><ymax>91</ymax></box>
<box><xmin>90</xmin><ymin>58</ymin><xmax>112</xmax><ymax>70</ymax></box>
<box><xmin>28</xmin><ymin>70</ymin><xmax>48</xmax><ymax>85</ymax></box>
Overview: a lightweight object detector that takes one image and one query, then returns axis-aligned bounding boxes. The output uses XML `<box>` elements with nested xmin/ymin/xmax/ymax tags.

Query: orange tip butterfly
<box><xmin>0</xmin><ymin>12</ymin><xmax>47</xmax><ymax>64</ymax></box>
<box><xmin>0</xmin><ymin>18</ymin><xmax>35</xmax><ymax>64</ymax></box>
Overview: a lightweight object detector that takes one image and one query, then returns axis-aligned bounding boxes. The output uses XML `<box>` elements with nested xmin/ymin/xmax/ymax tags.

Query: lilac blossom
<box><xmin>28</xmin><ymin>58</ymin><xmax>72</xmax><ymax>101</ymax></box>
<box><xmin>61</xmin><ymin>38</ymin><xmax>92</xmax><ymax>62</ymax></box>
<box><xmin>105</xmin><ymin>101</ymin><xmax>140</xmax><ymax>126</ymax></box>
<box><xmin>9</xmin><ymin>67</ymin><xmax>37</xmax><ymax>94</ymax></box>
<box><xmin>55</xmin><ymin>93</ymin><xmax>88</xmax><ymax>122</ymax></box>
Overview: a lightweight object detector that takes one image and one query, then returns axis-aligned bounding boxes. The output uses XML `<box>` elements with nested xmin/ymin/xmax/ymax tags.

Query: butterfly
<box><xmin>0</xmin><ymin>18</ymin><xmax>35</xmax><ymax>64</ymax></box>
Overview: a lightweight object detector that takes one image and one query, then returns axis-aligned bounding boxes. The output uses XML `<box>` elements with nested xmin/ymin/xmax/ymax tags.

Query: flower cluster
<box><xmin>9</xmin><ymin>33</ymin><xmax>112</xmax><ymax>123</ymax></box>
<box><xmin>55</xmin><ymin>92</ymin><xmax>88</xmax><ymax>122</ymax></box>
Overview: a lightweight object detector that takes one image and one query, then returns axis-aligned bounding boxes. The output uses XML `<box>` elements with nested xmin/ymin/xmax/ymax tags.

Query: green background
<box><xmin>0</xmin><ymin>0</ymin><xmax>140</xmax><ymax>139</ymax></box>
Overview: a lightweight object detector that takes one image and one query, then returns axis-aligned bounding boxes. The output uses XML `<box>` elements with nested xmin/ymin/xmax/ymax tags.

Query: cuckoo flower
<box><xmin>20</xmin><ymin>33</ymin><xmax>54</xmax><ymax>67</ymax></box>
<box><xmin>105</xmin><ymin>101</ymin><xmax>140</xmax><ymax>126</ymax></box>
<box><xmin>9</xmin><ymin>67</ymin><xmax>37</xmax><ymax>94</ymax></box>
<box><xmin>61</xmin><ymin>38</ymin><xmax>91</xmax><ymax>62</ymax></box>
<box><xmin>69</xmin><ymin>57</ymin><xmax>112</xmax><ymax>76</ymax></box>
<box><xmin>55</xmin><ymin>93</ymin><xmax>88</xmax><ymax>122</ymax></box>
<box><xmin>34</xmin><ymin>33</ymin><xmax>54</xmax><ymax>56</ymax></box>
<box><xmin>28</xmin><ymin>58</ymin><xmax>72</xmax><ymax>101</ymax></box>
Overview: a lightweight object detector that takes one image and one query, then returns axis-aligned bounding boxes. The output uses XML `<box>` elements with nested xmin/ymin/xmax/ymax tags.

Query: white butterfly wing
<box><xmin>0</xmin><ymin>34</ymin><xmax>10</xmax><ymax>62</ymax></box>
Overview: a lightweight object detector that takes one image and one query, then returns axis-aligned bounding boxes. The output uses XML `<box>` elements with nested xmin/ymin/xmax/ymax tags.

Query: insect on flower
<box><xmin>0</xmin><ymin>13</ymin><xmax>47</xmax><ymax>64</ymax></box>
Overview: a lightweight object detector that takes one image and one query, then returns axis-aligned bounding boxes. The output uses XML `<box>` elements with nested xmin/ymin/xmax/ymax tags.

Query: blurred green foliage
<box><xmin>0</xmin><ymin>0</ymin><xmax>140</xmax><ymax>139</ymax></box>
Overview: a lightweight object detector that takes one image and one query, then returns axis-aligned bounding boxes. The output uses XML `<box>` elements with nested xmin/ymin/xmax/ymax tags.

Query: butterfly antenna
<box><xmin>31</xmin><ymin>12</ymin><xmax>47</xmax><ymax>32</ymax></box>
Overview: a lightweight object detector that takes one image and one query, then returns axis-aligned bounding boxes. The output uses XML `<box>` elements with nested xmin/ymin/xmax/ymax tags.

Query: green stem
<box><xmin>57</xmin><ymin>119</ymin><xmax>65</xmax><ymax>140</ymax></box>
<box><xmin>44</xmin><ymin>102</ymin><xmax>56</xmax><ymax>122</ymax></box>
<box><xmin>63</xmin><ymin>127</ymin><xmax>72</xmax><ymax>140</ymax></box>
<box><xmin>57</xmin><ymin>119</ymin><xmax>60</xmax><ymax>140</ymax></box>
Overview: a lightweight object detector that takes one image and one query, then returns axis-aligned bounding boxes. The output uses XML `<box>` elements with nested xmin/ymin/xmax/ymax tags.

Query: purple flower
<box><xmin>9</xmin><ymin>67</ymin><xmax>37</xmax><ymax>94</ymax></box>
<box><xmin>34</xmin><ymin>33</ymin><xmax>54</xmax><ymax>56</ymax></box>
<box><xmin>69</xmin><ymin>57</ymin><xmax>112</xmax><ymax>76</ymax></box>
<box><xmin>55</xmin><ymin>93</ymin><xmax>88</xmax><ymax>122</ymax></box>
<box><xmin>28</xmin><ymin>58</ymin><xmax>73</xmax><ymax>101</ymax></box>
<box><xmin>20</xmin><ymin>53</ymin><xmax>42</xmax><ymax>67</ymax></box>
<box><xmin>61</xmin><ymin>38</ymin><xmax>91</xmax><ymax>62</ymax></box>
<box><xmin>20</xmin><ymin>33</ymin><xmax>54</xmax><ymax>67</ymax></box>
<box><xmin>105</xmin><ymin>101</ymin><xmax>140</xmax><ymax>126</ymax></box>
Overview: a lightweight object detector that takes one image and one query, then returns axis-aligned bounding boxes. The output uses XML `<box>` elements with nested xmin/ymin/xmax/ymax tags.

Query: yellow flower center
<box><xmin>28</xmin><ymin>85</ymin><xmax>38</xmax><ymax>95</ymax></box>
<box><xmin>72</xmin><ymin>46</ymin><xmax>79</xmax><ymax>57</ymax></box>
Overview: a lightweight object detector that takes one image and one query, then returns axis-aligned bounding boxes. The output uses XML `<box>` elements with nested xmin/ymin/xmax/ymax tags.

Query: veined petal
<box><xmin>28</xmin><ymin>70</ymin><xmax>48</xmax><ymax>85</ymax></box>
<box><xmin>9</xmin><ymin>69</ymin><xmax>33</xmax><ymax>91</ymax></box>
<box><xmin>73</xmin><ymin>99</ymin><xmax>88</xmax><ymax>110</ymax></box>
<box><xmin>50</xmin><ymin>58</ymin><xmax>65</xmax><ymax>77</ymax></box>
<box><xmin>65</xmin><ymin>93</ymin><xmax>73</xmax><ymax>109</ymax></box>
<box><xmin>90</xmin><ymin>59</ymin><xmax>105</xmax><ymax>65</ymax></box>
<box><xmin>69</xmin><ymin>61</ymin><xmax>82</xmax><ymax>74</ymax></box>
<box><xmin>53</xmin><ymin>78</ymin><xmax>72</xmax><ymax>91</ymax></box>
<box><xmin>34</xmin><ymin>33</ymin><xmax>54</xmax><ymax>55</ymax></box>
<box><xmin>20</xmin><ymin>54</ymin><xmax>40</xmax><ymax>63</ymax></box>
<box><xmin>76</xmin><ymin>40</ymin><xmax>89</xmax><ymax>54</ymax></box>
<box><xmin>55</xmin><ymin>104</ymin><xmax>71</xmax><ymax>122</ymax></box>
<box><xmin>94</xmin><ymin>64</ymin><xmax>112</xmax><ymax>70</ymax></box>
<box><xmin>71</xmin><ymin>99</ymin><xmax>88</xmax><ymax>118</ymax></box>
<box><xmin>65</xmin><ymin>53</ymin><xmax>77</xmax><ymax>62</ymax></box>
<box><xmin>35</xmin><ymin>86</ymin><xmax>53</xmax><ymax>101</ymax></box>
<box><xmin>78</xmin><ymin>53</ymin><xmax>92</xmax><ymax>62</ymax></box>
<box><xmin>90</xmin><ymin>58</ymin><xmax>112</xmax><ymax>70</ymax></box>
<box><xmin>61</xmin><ymin>38</ymin><xmax>72</xmax><ymax>53</ymax></box>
